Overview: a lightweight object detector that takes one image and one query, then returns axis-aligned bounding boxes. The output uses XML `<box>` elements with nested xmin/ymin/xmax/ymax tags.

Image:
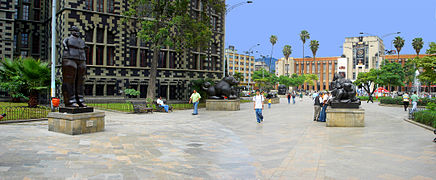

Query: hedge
<box><xmin>380</xmin><ymin>97</ymin><xmax>436</xmax><ymax>106</ymax></box>
<box><xmin>413</xmin><ymin>110</ymin><xmax>436</xmax><ymax>129</ymax></box>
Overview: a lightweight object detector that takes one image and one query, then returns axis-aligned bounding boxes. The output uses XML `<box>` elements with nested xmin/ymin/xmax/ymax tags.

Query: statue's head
<box><xmin>70</xmin><ymin>26</ymin><xmax>80</xmax><ymax>37</ymax></box>
<box><xmin>224</xmin><ymin>76</ymin><xmax>239</xmax><ymax>85</ymax></box>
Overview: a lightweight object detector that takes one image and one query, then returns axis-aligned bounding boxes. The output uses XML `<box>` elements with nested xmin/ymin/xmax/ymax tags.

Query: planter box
<box><xmin>206</xmin><ymin>99</ymin><xmax>240</xmax><ymax>111</ymax></box>
<box><xmin>48</xmin><ymin>111</ymin><xmax>105</xmax><ymax>135</ymax></box>
<box><xmin>326</xmin><ymin>108</ymin><xmax>365</xmax><ymax>127</ymax></box>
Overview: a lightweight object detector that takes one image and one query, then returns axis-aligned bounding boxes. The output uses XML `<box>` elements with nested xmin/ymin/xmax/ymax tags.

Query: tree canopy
<box><xmin>353</xmin><ymin>69</ymin><xmax>382</xmax><ymax>96</ymax></box>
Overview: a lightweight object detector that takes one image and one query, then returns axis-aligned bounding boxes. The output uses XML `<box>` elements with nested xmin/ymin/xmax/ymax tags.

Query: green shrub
<box><xmin>413</xmin><ymin>110</ymin><xmax>436</xmax><ymax>128</ymax></box>
<box><xmin>124</xmin><ymin>89</ymin><xmax>140</xmax><ymax>97</ymax></box>
<box><xmin>427</xmin><ymin>102</ymin><xmax>436</xmax><ymax>111</ymax></box>
<box><xmin>358</xmin><ymin>96</ymin><xmax>369</xmax><ymax>101</ymax></box>
<box><xmin>380</xmin><ymin>97</ymin><xmax>436</xmax><ymax>106</ymax></box>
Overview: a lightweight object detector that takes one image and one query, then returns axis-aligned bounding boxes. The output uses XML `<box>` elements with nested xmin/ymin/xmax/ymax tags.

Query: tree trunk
<box><xmin>302</xmin><ymin>43</ymin><xmax>304</xmax><ymax>74</ymax></box>
<box><xmin>269</xmin><ymin>45</ymin><xmax>274</xmax><ymax>73</ymax></box>
<box><xmin>146</xmin><ymin>46</ymin><xmax>160</xmax><ymax>100</ymax></box>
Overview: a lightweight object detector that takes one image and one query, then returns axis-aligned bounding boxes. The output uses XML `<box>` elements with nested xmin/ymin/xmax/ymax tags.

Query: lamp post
<box><xmin>244</xmin><ymin>43</ymin><xmax>260</xmax><ymax>90</ymax></box>
<box><xmin>226</xmin><ymin>1</ymin><xmax>253</xmax><ymax>14</ymax></box>
<box><xmin>50</xmin><ymin>0</ymin><xmax>57</xmax><ymax>112</ymax></box>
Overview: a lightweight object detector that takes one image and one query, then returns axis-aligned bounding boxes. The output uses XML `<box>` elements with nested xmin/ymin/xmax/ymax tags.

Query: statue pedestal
<box><xmin>326</xmin><ymin>108</ymin><xmax>365</xmax><ymax>127</ymax></box>
<box><xmin>206</xmin><ymin>99</ymin><xmax>240</xmax><ymax>111</ymax></box>
<box><xmin>264</xmin><ymin>97</ymin><xmax>280</xmax><ymax>104</ymax></box>
<box><xmin>47</xmin><ymin>111</ymin><xmax>105</xmax><ymax>135</ymax></box>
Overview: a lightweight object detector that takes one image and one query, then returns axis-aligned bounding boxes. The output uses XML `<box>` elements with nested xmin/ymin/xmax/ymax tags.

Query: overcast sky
<box><xmin>225</xmin><ymin>0</ymin><xmax>436</xmax><ymax>59</ymax></box>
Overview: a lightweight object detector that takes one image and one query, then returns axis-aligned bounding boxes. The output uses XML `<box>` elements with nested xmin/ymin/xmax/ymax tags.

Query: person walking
<box><xmin>367</xmin><ymin>94</ymin><xmax>374</xmax><ymax>103</ymax></box>
<box><xmin>189</xmin><ymin>90</ymin><xmax>201</xmax><ymax>115</ymax></box>
<box><xmin>157</xmin><ymin>96</ymin><xmax>169</xmax><ymax>113</ymax></box>
<box><xmin>299</xmin><ymin>92</ymin><xmax>303</xmax><ymax>102</ymax></box>
<box><xmin>287</xmin><ymin>93</ymin><xmax>291</xmax><ymax>104</ymax></box>
<box><xmin>292</xmin><ymin>92</ymin><xmax>296</xmax><ymax>104</ymax></box>
<box><xmin>313</xmin><ymin>93</ymin><xmax>322</xmax><ymax>121</ymax></box>
<box><xmin>410</xmin><ymin>91</ymin><xmax>420</xmax><ymax>114</ymax></box>
<box><xmin>402</xmin><ymin>92</ymin><xmax>410</xmax><ymax>111</ymax></box>
<box><xmin>253</xmin><ymin>90</ymin><xmax>264</xmax><ymax>123</ymax></box>
<box><xmin>268</xmin><ymin>98</ymin><xmax>272</xmax><ymax>108</ymax></box>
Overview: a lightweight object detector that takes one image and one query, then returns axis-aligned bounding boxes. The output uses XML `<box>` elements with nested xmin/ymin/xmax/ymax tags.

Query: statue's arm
<box><xmin>62</xmin><ymin>38</ymin><xmax>69</xmax><ymax>51</ymax></box>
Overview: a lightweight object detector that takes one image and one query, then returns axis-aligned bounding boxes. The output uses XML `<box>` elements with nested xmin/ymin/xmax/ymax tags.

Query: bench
<box><xmin>155</xmin><ymin>102</ymin><xmax>173</xmax><ymax>112</ymax></box>
<box><xmin>130</xmin><ymin>101</ymin><xmax>153</xmax><ymax>113</ymax></box>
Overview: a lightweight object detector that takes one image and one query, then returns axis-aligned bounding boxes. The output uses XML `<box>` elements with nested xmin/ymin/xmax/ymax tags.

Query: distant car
<box><xmin>241</xmin><ymin>91</ymin><xmax>250</xmax><ymax>97</ymax></box>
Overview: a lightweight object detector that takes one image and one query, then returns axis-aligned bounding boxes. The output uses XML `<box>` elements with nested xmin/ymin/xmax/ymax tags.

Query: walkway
<box><xmin>0</xmin><ymin>98</ymin><xmax>435</xmax><ymax>179</ymax></box>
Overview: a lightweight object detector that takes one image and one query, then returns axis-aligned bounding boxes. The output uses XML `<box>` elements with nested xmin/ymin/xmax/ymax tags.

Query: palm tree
<box><xmin>299</xmin><ymin>30</ymin><xmax>310</xmax><ymax>74</ymax></box>
<box><xmin>18</xmin><ymin>57</ymin><xmax>50</xmax><ymax>107</ymax></box>
<box><xmin>309</xmin><ymin>40</ymin><xmax>319</xmax><ymax>90</ymax></box>
<box><xmin>412</xmin><ymin>37</ymin><xmax>424</xmax><ymax>57</ymax></box>
<box><xmin>269</xmin><ymin>35</ymin><xmax>278</xmax><ymax>73</ymax></box>
<box><xmin>393</xmin><ymin>36</ymin><xmax>405</xmax><ymax>61</ymax></box>
<box><xmin>282</xmin><ymin>45</ymin><xmax>292</xmax><ymax>76</ymax></box>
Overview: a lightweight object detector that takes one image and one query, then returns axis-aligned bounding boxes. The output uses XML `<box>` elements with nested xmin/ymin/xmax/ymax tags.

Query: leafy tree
<box><xmin>190</xmin><ymin>78</ymin><xmax>214</xmax><ymax>102</ymax></box>
<box><xmin>252</xmin><ymin>68</ymin><xmax>274</xmax><ymax>90</ymax></box>
<box><xmin>414</xmin><ymin>42</ymin><xmax>436</xmax><ymax>92</ymax></box>
<box><xmin>412</xmin><ymin>37</ymin><xmax>424</xmax><ymax>56</ymax></box>
<box><xmin>269</xmin><ymin>35</ymin><xmax>278</xmax><ymax>73</ymax></box>
<box><xmin>403</xmin><ymin>60</ymin><xmax>416</xmax><ymax>87</ymax></box>
<box><xmin>233</xmin><ymin>72</ymin><xmax>243</xmax><ymax>82</ymax></box>
<box><xmin>282</xmin><ymin>45</ymin><xmax>292</xmax><ymax>75</ymax></box>
<box><xmin>393</xmin><ymin>36</ymin><xmax>405</xmax><ymax>61</ymax></box>
<box><xmin>353</xmin><ymin>69</ymin><xmax>382</xmax><ymax>97</ymax></box>
<box><xmin>299</xmin><ymin>30</ymin><xmax>310</xmax><ymax>74</ymax></box>
<box><xmin>124</xmin><ymin>0</ymin><xmax>225</xmax><ymax>99</ymax></box>
<box><xmin>278</xmin><ymin>75</ymin><xmax>292</xmax><ymax>87</ymax></box>
<box><xmin>379</xmin><ymin>61</ymin><xmax>405</xmax><ymax>91</ymax></box>
<box><xmin>303</xmin><ymin>74</ymin><xmax>318</xmax><ymax>86</ymax></box>
<box><xmin>0</xmin><ymin>58</ymin><xmax>27</xmax><ymax>101</ymax></box>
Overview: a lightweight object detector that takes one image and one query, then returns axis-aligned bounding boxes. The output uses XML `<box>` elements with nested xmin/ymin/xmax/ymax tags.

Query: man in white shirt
<box><xmin>253</xmin><ymin>90</ymin><xmax>264</xmax><ymax>123</ymax></box>
<box><xmin>157</xmin><ymin>96</ymin><xmax>169</xmax><ymax>113</ymax></box>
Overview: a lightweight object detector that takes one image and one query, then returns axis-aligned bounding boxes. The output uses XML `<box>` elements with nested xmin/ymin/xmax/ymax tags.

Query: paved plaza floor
<box><xmin>0</xmin><ymin>98</ymin><xmax>435</xmax><ymax>180</ymax></box>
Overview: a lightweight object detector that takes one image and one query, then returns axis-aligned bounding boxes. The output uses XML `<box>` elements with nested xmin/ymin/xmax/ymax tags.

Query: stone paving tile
<box><xmin>0</xmin><ymin>98</ymin><xmax>435</xmax><ymax>179</ymax></box>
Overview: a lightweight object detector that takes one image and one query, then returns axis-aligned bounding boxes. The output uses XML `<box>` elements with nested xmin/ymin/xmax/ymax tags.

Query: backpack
<box><xmin>314</xmin><ymin>95</ymin><xmax>321</xmax><ymax>106</ymax></box>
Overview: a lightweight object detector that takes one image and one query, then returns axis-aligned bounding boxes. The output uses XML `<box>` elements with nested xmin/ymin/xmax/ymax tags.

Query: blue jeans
<box><xmin>318</xmin><ymin>104</ymin><xmax>327</xmax><ymax>122</ymax></box>
<box><xmin>268</xmin><ymin>103</ymin><xmax>271</xmax><ymax>108</ymax></box>
<box><xmin>292</xmin><ymin>98</ymin><xmax>295</xmax><ymax>104</ymax></box>
<box><xmin>160</xmin><ymin>105</ymin><xmax>169</xmax><ymax>112</ymax></box>
<box><xmin>255</xmin><ymin>109</ymin><xmax>263</xmax><ymax>123</ymax></box>
<box><xmin>288</xmin><ymin>98</ymin><xmax>290</xmax><ymax>104</ymax></box>
<box><xmin>193</xmin><ymin>101</ymin><xmax>199</xmax><ymax>114</ymax></box>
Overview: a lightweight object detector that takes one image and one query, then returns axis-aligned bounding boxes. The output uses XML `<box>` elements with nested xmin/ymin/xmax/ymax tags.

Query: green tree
<box><xmin>403</xmin><ymin>60</ymin><xmax>416</xmax><ymax>87</ymax></box>
<box><xmin>412</xmin><ymin>37</ymin><xmax>424</xmax><ymax>57</ymax></box>
<box><xmin>124</xmin><ymin>0</ymin><xmax>225</xmax><ymax>99</ymax></box>
<box><xmin>393</xmin><ymin>36</ymin><xmax>405</xmax><ymax>61</ymax></box>
<box><xmin>278</xmin><ymin>75</ymin><xmax>292</xmax><ymax>88</ymax></box>
<box><xmin>353</xmin><ymin>69</ymin><xmax>382</xmax><ymax>97</ymax></box>
<box><xmin>379</xmin><ymin>61</ymin><xmax>405</xmax><ymax>91</ymax></box>
<box><xmin>299</xmin><ymin>30</ymin><xmax>310</xmax><ymax>74</ymax></box>
<box><xmin>269</xmin><ymin>35</ymin><xmax>278</xmax><ymax>73</ymax></box>
<box><xmin>0</xmin><ymin>58</ymin><xmax>27</xmax><ymax>101</ymax></box>
<box><xmin>414</xmin><ymin>42</ymin><xmax>436</xmax><ymax>92</ymax></box>
<box><xmin>233</xmin><ymin>72</ymin><xmax>243</xmax><ymax>82</ymax></box>
<box><xmin>282</xmin><ymin>45</ymin><xmax>292</xmax><ymax>75</ymax></box>
<box><xmin>303</xmin><ymin>74</ymin><xmax>318</xmax><ymax>86</ymax></box>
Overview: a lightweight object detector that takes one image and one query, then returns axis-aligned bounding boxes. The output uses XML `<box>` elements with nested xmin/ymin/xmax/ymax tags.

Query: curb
<box><xmin>403</xmin><ymin>118</ymin><xmax>435</xmax><ymax>131</ymax></box>
<box><xmin>379</xmin><ymin>103</ymin><xmax>426</xmax><ymax>108</ymax></box>
<box><xmin>0</xmin><ymin>118</ymin><xmax>47</xmax><ymax>124</ymax></box>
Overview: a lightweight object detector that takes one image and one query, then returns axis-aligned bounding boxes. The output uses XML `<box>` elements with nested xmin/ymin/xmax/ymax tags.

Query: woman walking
<box><xmin>318</xmin><ymin>92</ymin><xmax>329</xmax><ymax>122</ymax></box>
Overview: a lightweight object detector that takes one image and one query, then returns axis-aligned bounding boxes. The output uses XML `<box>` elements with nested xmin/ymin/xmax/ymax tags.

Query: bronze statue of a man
<box><xmin>62</xmin><ymin>26</ymin><xmax>87</xmax><ymax>107</ymax></box>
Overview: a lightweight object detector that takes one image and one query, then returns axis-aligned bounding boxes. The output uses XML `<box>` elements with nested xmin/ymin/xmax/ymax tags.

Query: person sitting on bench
<box><xmin>157</xmin><ymin>96</ymin><xmax>169</xmax><ymax>113</ymax></box>
<box><xmin>0</xmin><ymin>113</ymin><xmax>6</xmax><ymax>121</ymax></box>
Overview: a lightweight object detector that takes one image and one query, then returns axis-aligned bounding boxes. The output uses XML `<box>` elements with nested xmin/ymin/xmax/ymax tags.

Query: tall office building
<box><xmin>0</xmin><ymin>0</ymin><xmax>225</xmax><ymax>100</ymax></box>
<box><xmin>225</xmin><ymin>48</ymin><xmax>255</xmax><ymax>87</ymax></box>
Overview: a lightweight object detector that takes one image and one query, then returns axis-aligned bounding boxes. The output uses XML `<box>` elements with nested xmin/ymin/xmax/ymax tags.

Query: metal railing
<box><xmin>0</xmin><ymin>106</ymin><xmax>51</xmax><ymax>122</ymax></box>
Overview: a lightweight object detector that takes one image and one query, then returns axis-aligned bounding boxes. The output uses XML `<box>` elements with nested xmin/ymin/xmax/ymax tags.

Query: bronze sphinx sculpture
<box><xmin>329</xmin><ymin>73</ymin><xmax>361</xmax><ymax>108</ymax></box>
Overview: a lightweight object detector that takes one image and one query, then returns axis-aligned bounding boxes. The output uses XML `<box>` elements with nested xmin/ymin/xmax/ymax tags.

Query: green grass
<box><xmin>413</xmin><ymin>110</ymin><xmax>436</xmax><ymax>128</ymax></box>
<box><xmin>0</xmin><ymin>102</ymin><xmax>28</xmax><ymax>107</ymax></box>
<box><xmin>0</xmin><ymin>102</ymin><xmax>50</xmax><ymax>121</ymax></box>
<box><xmin>88</xmin><ymin>103</ymin><xmax>134</xmax><ymax>112</ymax></box>
<box><xmin>241</xmin><ymin>100</ymin><xmax>252</xmax><ymax>103</ymax></box>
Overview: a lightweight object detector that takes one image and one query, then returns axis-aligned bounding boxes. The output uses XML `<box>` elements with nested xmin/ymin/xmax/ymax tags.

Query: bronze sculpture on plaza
<box><xmin>203</xmin><ymin>76</ymin><xmax>239</xmax><ymax>99</ymax></box>
<box><xmin>330</xmin><ymin>73</ymin><xmax>361</xmax><ymax>108</ymax></box>
<box><xmin>62</xmin><ymin>26</ymin><xmax>87</xmax><ymax>108</ymax></box>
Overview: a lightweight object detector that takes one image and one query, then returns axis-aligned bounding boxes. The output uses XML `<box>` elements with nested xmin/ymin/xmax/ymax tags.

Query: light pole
<box><xmin>226</xmin><ymin>1</ymin><xmax>253</xmax><ymax>14</ymax></box>
<box><xmin>244</xmin><ymin>43</ymin><xmax>260</xmax><ymax>90</ymax></box>
<box><xmin>50</xmin><ymin>0</ymin><xmax>57</xmax><ymax>112</ymax></box>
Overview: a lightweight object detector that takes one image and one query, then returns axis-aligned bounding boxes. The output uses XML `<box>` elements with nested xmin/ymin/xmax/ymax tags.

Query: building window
<box><xmin>353</xmin><ymin>72</ymin><xmax>356</xmax><ymax>79</ymax></box>
<box><xmin>212</xmin><ymin>16</ymin><xmax>217</xmax><ymax>31</ymax></box>
<box><xmin>130</xmin><ymin>33</ymin><xmax>137</xmax><ymax>46</ymax></box>
<box><xmin>20</xmin><ymin>51</ymin><xmax>28</xmax><ymax>57</ymax></box>
<box><xmin>85</xmin><ymin>0</ymin><xmax>93</xmax><ymax>10</ymax></box>
<box><xmin>96</xmin><ymin>84</ymin><xmax>104</xmax><ymax>96</ymax></box>
<box><xmin>85</xmin><ymin>84</ymin><xmax>93</xmax><ymax>96</ymax></box>
<box><xmin>14</xmin><ymin>0</ymin><xmax>18</xmax><ymax>19</ymax></box>
<box><xmin>107</xmin><ymin>0</ymin><xmax>114</xmax><ymax>13</ymax></box>
<box><xmin>107</xmin><ymin>47</ymin><xmax>114</xmax><ymax>66</ymax></box>
<box><xmin>86</xmin><ymin>47</ymin><xmax>93</xmax><ymax>65</ymax></box>
<box><xmin>97</xmin><ymin>0</ymin><xmax>104</xmax><ymax>12</ymax></box>
<box><xmin>107</xmin><ymin>31</ymin><xmax>115</xmax><ymax>44</ymax></box>
<box><xmin>22</xmin><ymin>5</ymin><xmax>29</xmax><ymax>20</ymax></box>
<box><xmin>158</xmin><ymin>51</ymin><xmax>166</xmax><ymax>68</ymax></box>
<box><xmin>107</xmin><ymin>85</ymin><xmax>115</xmax><ymax>96</ymax></box>
<box><xmin>32</xmin><ymin>35</ymin><xmax>39</xmax><ymax>54</ymax></box>
<box><xmin>140</xmin><ymin>49</ymin><xmax>148</xmax><ymax>67</ymax></box>
<box><xmin>211</xmin><ymin>56</ymin><xmax>217</xmax><ymax>71</ymax></box>
<box><xmin>21</xmin><ymin>33</ymin><xmax>28</xmax><ymax>48</ymax></box>
<box><xmin>34</xmin><ymin>0</ymin><xmax>40</xmax><ymax>8</ymax></box>
<box><xmin>85</xmin><ymin>29</ymin><xmax>93</xmax><ymax>42</ymax></box>
<box><xmin>33</xmin><ymin>9</ymin><xmax>40</xmax><ymax>21</ymax></box>
<box><xmin>97</xmin><ymin>28</ymin><xmax>104</xmax><ymax>43</ymax></box>
<box><xmin>169</xmin><ymin>52</ymin><xmax>176</xmax><ymax>68</ymax></box>
<box><xmin>13</xmin><ymin>35</ymin><xmax>17</xmax><ymax>50</ymax></box>
<box><xmin>130</xmin><ymin>48</ymin><xmax>137</xmax><ymax>66</ymax></box>
<box><xmin>96</xmin><ymin>46</ymin><xmax>104</xmax><ymax>65</ymax></box>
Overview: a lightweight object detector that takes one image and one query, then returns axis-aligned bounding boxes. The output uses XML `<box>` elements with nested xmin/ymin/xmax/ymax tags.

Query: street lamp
<box><xmin>226</xmin><ymin>1</ymin><xmax>253</xmax><ymax>14</ymax></box>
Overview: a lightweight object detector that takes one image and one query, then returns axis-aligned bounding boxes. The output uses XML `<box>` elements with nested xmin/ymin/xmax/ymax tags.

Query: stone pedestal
<box><xmin>206</xmin><ymin>99</ymin><xmax>240</xmax><ymax>111</ymax></box>
<box><xmin>47</xmin><ymin>111</ymin><xmax>105</xmax><ymax>135</ymax></box>
<box><xmin>265</xmin><ymin>97</ymin><xmax>280</xmax><ymax>104</ymax></box>
<box><xmin>326</xmin><ymin>108</ymin><xmax>365</xmax><ymax>127</ymax></box>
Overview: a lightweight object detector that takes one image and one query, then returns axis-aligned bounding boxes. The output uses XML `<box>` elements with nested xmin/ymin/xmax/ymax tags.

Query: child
<box><xmin>268</xmin><ymin>98</ymin><xmax>272</xmax><ymax>108</ymax></box>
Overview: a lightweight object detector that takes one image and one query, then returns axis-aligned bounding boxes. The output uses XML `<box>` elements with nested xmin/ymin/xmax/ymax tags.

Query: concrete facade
<box><xmin>47</xmin><ymin>111</ymin><xmax>105</xmax><ymax>135</ymax></box>
<box><xmin>326</xmin><ymin>108</ymin><xmax>365</xmax><ymax>127</ymax></box>
<box><xmin>206</xmin><ymin>99</ymin><xmax>240</xmax><ymax>111</ymax></box>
